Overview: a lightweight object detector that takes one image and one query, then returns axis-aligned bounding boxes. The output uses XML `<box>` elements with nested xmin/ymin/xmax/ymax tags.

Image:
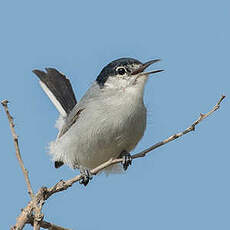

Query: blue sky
<box><xmin>0</xmin><ymin>0</ymin><xmax>229</xmax><ymax>229</ymax></box>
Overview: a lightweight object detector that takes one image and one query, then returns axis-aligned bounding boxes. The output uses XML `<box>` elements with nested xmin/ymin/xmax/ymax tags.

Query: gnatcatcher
<box><xmin>33</xmin><ymin>57</ymin><xmax>163</xmax><ymax>185</ymax></box>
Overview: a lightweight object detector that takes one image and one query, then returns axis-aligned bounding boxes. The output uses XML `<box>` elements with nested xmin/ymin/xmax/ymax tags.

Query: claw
<box><xmin>120</xmin><ymin>151</ymin><xmax>132</xmax><ymax>171</ymax></box>
<box><xmin>79</xmin><ymin>167</ymin><xmax>93</xmax><ymax>186</ymax></box>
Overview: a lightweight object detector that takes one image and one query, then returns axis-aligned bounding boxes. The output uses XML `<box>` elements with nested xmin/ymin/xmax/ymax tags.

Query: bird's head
<box><xmin>96</xmin><ymin>57</ymin><xmax>163</xmax><ymax>89</ymax></box>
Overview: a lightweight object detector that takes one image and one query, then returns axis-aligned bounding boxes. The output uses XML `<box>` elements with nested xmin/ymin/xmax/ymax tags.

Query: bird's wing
<box><xmin>57</xmin><ymin>82</ymin><xmax>102</xmax><ymax>138</ymax></box>
<box><xmin>57</xmin><ymin>108</ymin><xmax>84</xmax><ymax>138</ymax></box>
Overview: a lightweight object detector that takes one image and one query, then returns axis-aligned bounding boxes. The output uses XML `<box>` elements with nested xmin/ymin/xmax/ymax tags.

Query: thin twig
<box><xmin>132</xmin><ymin>95</ymin><xmax>226</xmax><ymax>159</ymax></box>
<box><xmin>1</xmin><ymin>100</ymin><xmax>43</xmax><ymax>230</ymax></box>
<box><xmin>1</xmin><ymin>100</ymin><xmax>34</xmax><ymax>199</ymax></box>
<box><xmin>4</xmin><ymin>95</ymin><xmax>225</xmax><ymax>230</ymax></box>
<box><xmin>27</xmin><ymin>216</ymin><xmax>70</xmax><ymax>230</ymax></box>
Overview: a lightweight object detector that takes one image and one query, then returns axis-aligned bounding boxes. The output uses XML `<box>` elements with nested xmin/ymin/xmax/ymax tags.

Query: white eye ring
<box><xmin>116</xmin><ymin>67</ymin><xmax>127</xmax><ymax>75</ymax></box>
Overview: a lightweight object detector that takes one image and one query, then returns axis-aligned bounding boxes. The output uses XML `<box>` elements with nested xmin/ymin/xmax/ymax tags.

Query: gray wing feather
<box><xmin>58</xmin><ymin>108</ymin><xmax>84</xmax><ymax>138</ymax></box>
<box><xmin>57</xmin><ymin>82</ymin><xmax>101</xmax><ymax>138</ymax></box>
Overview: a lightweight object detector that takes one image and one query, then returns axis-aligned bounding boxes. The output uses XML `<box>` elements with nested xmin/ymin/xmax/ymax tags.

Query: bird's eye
<box><xmin>117</xmin><ymin>67</ymin><xmax>126</xmax><ymax>75</ymax></box>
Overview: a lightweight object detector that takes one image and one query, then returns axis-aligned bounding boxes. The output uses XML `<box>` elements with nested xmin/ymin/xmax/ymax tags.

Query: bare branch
<box><xmin>1</xmin><ymin>100</ymin><xmax>44</xmax><ymax>230</ymax></box>
<box><xmin>4</xmin><ymin>95</ymin><xmax>225</xmax><ymax>229</ymax></box>
<box><xmin>132</xmin><ymin>95</ymin><xmax>226</xmax><ymax>159</ymax></box>
<box><xmin>33</xmin><ymin>218</ymin><xmax>42</xmax><ymax>230</ymax></box>
<box><xmin>39</xmin><ymin>221</ymin><xmax>70</xmax><ymax>230</ymax></box>
<box><xmin>27</xmin><ymin>216</ymin><xmax>70</xmax><ymax>230</ymax></box>
<box><xmin>10</xmin><ymin>201</ymin><xmax>34</xmax><ymax>230</ymax></box>
<box><xmin>1</xmin><ymin>100</ymin><xmax>34</xmax><ymax>199</ymax></box>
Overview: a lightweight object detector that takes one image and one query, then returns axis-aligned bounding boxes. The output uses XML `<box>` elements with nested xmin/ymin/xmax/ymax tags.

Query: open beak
<box><xmin>131</xmin><ymin>59</ymin><xmax>164</xmax><ymax>76</ymax></box>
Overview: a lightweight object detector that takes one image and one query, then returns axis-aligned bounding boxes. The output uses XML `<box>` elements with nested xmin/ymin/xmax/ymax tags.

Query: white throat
<box><xmin>104</xmin><ymin>74</ymin><xmax>148</xmax><ymax>93</ymax></box>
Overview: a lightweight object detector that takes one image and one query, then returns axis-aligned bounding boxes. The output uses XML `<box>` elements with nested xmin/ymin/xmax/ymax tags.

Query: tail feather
<box><xmin>33</xmin><ymin>68</ymin><xmax>77</xmax><ymax>116</ymax></box>
<box><xmin>55</xmin><ymin>161</ymin><xmax>64</xmax><ymax>168</ymax></box>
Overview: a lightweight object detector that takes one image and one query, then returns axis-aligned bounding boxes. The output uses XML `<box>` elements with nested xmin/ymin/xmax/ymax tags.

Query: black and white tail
<box><xmin>33</xmin><ymin>68</ymin><xmax>77</xmax><ymax>116</ymax></box>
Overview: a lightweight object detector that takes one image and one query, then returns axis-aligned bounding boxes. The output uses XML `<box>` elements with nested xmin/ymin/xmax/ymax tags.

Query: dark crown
<box><xmin>96</xmin><ymin>57</ymin><xmax>142</xmax><ymax>86</ymax></box>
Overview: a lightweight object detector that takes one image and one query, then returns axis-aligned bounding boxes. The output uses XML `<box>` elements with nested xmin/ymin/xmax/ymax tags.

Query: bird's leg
<box><xmin>79</xmin><ymin>166</ymin><xmax>93</xmax><ymax>186</ymax></box>
<box><xmin>119</xmin><ymin>150</ymin><xmax>132</xmax><ymax>171</ymax></box>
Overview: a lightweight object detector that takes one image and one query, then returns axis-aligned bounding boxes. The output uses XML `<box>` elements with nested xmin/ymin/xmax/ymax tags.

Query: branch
<box><xmin>27</xmin><ymin>216</ymin><xmax>70</xmax><ymax>230</ymax></box>
<box><xmin>1</xmin><ymin>100</ymin><xmax>34</xmax><ymax>199</ymax></box>
<box><xmin>1</xmin><ymin>100</ymin><xmax>44</xmax><ymax>230</ymax></box>
<box><xmin>132</xmin><ymin>95</ymin><xmax>226</xmax><ymax>159</ymax></box>
<box><xmin>3</xmin><ymin>95</ymin><xmax>225</xmax><ymax>230</ymax></box>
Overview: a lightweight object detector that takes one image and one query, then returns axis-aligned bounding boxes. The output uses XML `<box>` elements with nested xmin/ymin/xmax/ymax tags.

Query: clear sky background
<box><xmin>0</xmin><ymin>1</ymin><xmax>229</xmax><ymax>229</ymax></box>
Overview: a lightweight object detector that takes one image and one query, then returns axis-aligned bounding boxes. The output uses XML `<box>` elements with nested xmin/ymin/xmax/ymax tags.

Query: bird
<box><xmin>33</xmin><ymin>57</ymin><xmax>163</xmax><ymax>185</ymax></box>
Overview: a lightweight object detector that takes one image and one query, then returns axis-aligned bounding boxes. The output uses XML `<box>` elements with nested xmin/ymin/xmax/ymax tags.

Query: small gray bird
<box><xmin>33</xmin><ymin>58</ymin><xmax>163</xmax><ymax>185</ymax></box>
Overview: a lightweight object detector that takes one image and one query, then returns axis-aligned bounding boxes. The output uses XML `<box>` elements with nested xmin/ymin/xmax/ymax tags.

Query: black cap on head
<box><xmin>96</xmin><ymin>58</ymin><xmax>142</xmax><ymax>86</ymax></box>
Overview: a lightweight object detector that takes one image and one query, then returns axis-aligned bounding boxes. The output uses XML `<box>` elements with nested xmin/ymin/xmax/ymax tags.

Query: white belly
<box><xmin>49</xmin><ymin>87</ymin><xmax>147</xmax><ymax>170</ymax></box>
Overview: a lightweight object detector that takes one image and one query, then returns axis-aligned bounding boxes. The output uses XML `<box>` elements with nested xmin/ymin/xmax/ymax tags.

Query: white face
<box><xmin>104</xmin><ymin>64</ymin><xmax>148</xmax><ymax>90</ymax></box>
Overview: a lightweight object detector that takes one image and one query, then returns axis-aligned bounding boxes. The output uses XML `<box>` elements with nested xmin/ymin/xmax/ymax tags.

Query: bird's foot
<box><xmin>79</xmin><ymin>167</ymin><xmax>93</xmax><ymax>186</ymax></box>
<box><xmin>120</xmin><ymin>151</ymin><xmax>132</xmax><ymax>171</ymax></box>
